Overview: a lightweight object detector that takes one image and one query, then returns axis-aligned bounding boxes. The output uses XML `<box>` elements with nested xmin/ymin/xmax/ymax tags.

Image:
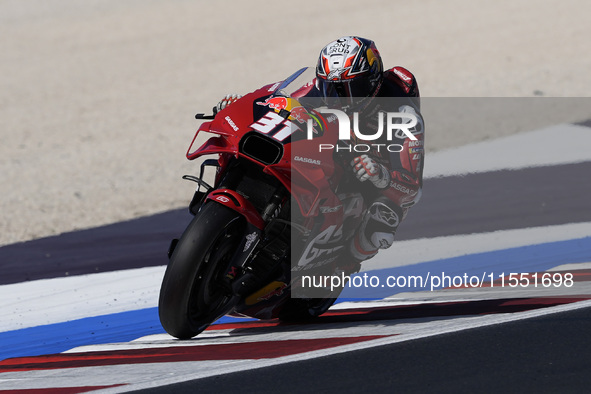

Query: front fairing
<box><xmin>187</xmin><ymin>67</ymin><xmax>342</xmax><ymax>217</ymax></box>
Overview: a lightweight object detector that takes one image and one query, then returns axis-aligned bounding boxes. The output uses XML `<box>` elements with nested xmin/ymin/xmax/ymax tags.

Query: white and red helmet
<box><xmin>316</xmin><ymin>36</ymin><xmax>384</xmax><ymax>107</ymax></box>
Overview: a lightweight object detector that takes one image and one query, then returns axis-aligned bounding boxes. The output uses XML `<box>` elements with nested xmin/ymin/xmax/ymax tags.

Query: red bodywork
<box><xmin>182</xmin><ymin>75</ymin><xmax>367</xmax><ymax>320</ymax></box>
<box><xmin>187</xmin><ymin>86</ymin><xmax>343</xmax><ymax>221</ymax></box>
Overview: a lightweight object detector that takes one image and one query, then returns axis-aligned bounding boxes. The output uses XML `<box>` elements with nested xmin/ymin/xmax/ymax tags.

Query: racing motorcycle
<box><xmin>158</xmin><ymin>67</ymin><xmax>366</xmax><ymax>339</ymax></box>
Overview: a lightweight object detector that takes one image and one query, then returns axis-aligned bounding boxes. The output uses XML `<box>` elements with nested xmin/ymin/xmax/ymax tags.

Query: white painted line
<box><xmin>424</xmin><ymin>123</ymin><xmax>591</xmax><ymax>178</ymax></box>
<box><xmin>548</xmin><ymin>262</ymin><xmax>591</xmax><ymax>271</ymax></box>
<box><xmin>364</xmin><ymin>221</ymin><xmax>591</xmax><ymax>271</ymax></box>
<box><xmin>0</xmin><ymin>266</ymin><xmax>165</xmax><ymax>332</ymax></box>
<box><xmin>2</xmin><ymin>222</ymin><xmax>589</xmax><ymax>332</ymax></box>
<box><xmin>88</xmin><ymin>299</ymin><xmax>591</xmax><ymax>393</ymax></box>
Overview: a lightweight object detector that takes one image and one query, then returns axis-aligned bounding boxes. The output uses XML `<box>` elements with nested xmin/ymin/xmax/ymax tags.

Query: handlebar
<box><xmin>195</xmin><ymin>113</ymin><xmax>216</xmax><ymax>120</ymax></box>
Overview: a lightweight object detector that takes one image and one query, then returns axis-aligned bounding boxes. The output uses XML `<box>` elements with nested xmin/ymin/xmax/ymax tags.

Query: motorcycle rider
<box><xmin>308</xmin><ymin>36</ymin><xmax>424</xmax><ymax>270</ymax></box>
<box><xmin>216</xmin><ymin>36</ymin><xmax>424</xmax><ymax>272</ymax></box>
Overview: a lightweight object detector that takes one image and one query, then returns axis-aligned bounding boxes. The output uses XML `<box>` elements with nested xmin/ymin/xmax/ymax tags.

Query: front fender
<box><xmin>206</xmin><ymin>189</ymin><xmax>266</xmax><ymax>230</ymax></box>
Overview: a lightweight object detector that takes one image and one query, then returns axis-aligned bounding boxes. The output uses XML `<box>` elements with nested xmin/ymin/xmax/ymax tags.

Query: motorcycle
<box><xmin>158</xmin><ymin>67</ymin><xmax>366</xmax><ymax>339</ymax></box>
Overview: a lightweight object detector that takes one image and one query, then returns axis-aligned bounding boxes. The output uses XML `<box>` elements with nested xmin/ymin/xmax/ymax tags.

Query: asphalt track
<box><xmin>140</xmin><ymin>306</ymin><xmax>591</xmax><ymax>394</ymax></box>
<box><xmin>2</xmin><ymin>161</ymin><xmax>590</xmax><ymax>285</ymax></box>
<box><xmin>1</xmin><ymin>123</ymin><xmax>591</xmax><ymax>392</ymax></box>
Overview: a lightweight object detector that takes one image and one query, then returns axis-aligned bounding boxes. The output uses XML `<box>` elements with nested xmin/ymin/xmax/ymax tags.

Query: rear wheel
<box><xmin>158</xmin><ymin>203</ymin><xmax>245</xmax><ymax>339</ymax></box>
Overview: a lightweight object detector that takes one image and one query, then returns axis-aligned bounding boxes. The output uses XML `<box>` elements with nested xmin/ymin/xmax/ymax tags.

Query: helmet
<box><xmin>316</xmin><ymin>36</ymin><xmax>383</xmax><ymax>109</ymax></box>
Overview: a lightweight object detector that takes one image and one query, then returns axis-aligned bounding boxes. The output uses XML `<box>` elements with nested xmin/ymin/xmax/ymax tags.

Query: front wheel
<box><xmin>158</xmin><ymin>203</ymin><xmax>245</xmax><ymax>339</ymax></box>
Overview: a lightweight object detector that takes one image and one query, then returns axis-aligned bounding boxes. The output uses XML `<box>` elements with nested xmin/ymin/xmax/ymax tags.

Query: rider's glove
<box><xmin>351</xmin><ymin>155</ymin><xmax>391</xmax><ymax>189</ymax></box>
<box><xmin>215</xmin><ymin>94</ymin><xmax>242</xmax><ymax>113</ymax></box>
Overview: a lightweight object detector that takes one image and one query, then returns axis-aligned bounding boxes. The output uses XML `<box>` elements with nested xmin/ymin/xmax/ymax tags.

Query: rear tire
<box><xmin>158</xmin><ymin>203</ymin><xmax>244</xmax><ymax>339</ymax></box>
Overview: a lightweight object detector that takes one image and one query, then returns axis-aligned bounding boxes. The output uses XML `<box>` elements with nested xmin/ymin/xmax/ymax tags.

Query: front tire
<box><xmin>158</xmin><ymin>202</ymin><xmax>244</xmax><ymax>339</ymax></box>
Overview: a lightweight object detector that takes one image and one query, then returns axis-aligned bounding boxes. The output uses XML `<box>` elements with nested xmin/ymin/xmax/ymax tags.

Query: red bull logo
<box><xmin>257</xmin><ymin>96</ymin><xmax>289</xmax><ymax>111</ymax></box>
<box><xmin>289</xmin><ymin>105</ymin><xmax>310</xmax><ymax>124</ymax></box>
<box><xmin>257</xmin><ymin>96</ymin><xmax>312</xmax><ymax>125</ymax></box>
<box><xmin>244</xmin><ymin>281</ymin><xmax>287</xmax><ymax>305</ymax></box>
<box><xmin>257</xmin><ymin>283</ymin><xmax>287</xmax><ymax>301</ymax></box>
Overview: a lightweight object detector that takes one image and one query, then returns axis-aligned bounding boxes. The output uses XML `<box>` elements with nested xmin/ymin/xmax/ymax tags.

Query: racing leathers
<box><xmin>216</xmin><ymin>65</ymin><xmax>424</xmax><ymax>267</ymax></box>
<box><xmin>350</xmin><ymin>66</ymin><xmax>423</xmax><ymax>262</ymax></box>
<box><xmin>300</xmin><ymin>66</ymin><xmax>424</xmax><ymax>265</ymax></box>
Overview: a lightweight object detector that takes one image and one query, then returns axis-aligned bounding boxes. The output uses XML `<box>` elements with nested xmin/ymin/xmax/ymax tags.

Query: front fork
<box><xmin>173</xmin><ymin>158</ymin><xmax>289</xmax><ymax>297</ymax></box>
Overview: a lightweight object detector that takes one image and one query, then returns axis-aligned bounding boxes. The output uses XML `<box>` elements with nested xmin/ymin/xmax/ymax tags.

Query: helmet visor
<box><xmin>317</xmin><ymin>73</ymin><xmax>375</xmax><ymax>107</ymax></box>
